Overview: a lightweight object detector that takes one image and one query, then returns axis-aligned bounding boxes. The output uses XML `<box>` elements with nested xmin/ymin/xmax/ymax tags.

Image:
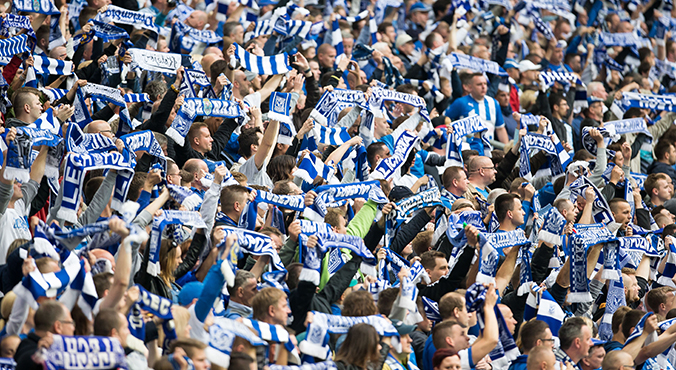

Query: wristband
<box><xmin>170</xmin><ymin>84</ymin><xmax>179</xmax><ymax>94</ymax></box>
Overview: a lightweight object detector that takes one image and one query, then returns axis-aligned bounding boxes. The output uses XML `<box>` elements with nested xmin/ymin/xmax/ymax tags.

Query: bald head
<box><xmin>317</xmin><ymin>43</ymin><xmax>337</xmax><ymax>68</ymax></box>
<box><xmin>467</xmin><ymin>156</ymin><xmax>496</xmax><ymax>186</ymax></box>
<box><xmin>183</xmin><ymin>158</ymin><xmax>208</xmax><ymax>187</ymax></box>
<box><xmin>49</xmin><ymin>46</ymin><xmax>67</xmax><ymax>60</ymax></box>
<box><xmin>601</xmin><ymin>350</ymin><xmax>633</xmax><ymax>370</ymax></box>
<box><xmin>84</xmin><ymin>120</ymin><xmax>114</xmax><ymax>139</ymax></box>
<box><xmin>201</xmin><ymin>54</ymin><xmax>220</xmax><ymax>78</ymax></box>
<box><xmin>527</xmin><ymin>346</ymin><xmax>556</xmax><ymax>370</ymax></box>
<box><xmin>186</xmin><ymin>10</ymin><xmax>207</xmax><ymax>29</ymax></box>
<box><xmin>204</xmin><ymin>47</ymin><xmax>223</xmax><ymax>59</ymax></box>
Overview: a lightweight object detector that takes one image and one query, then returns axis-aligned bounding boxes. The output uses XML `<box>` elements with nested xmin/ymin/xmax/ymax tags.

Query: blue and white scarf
<box><xmin>466</xmin><ymin>283</ymin><xmax>520</xmax><ymax>367</ymax></box>
<box><xmin>621</xmin><ymin>91</ymin><xmax>676</xmax><ymax>112</ymax></box>
<box><xmin>446</xmin><ymin>211</ymin><xmax>486</xmax><ymax>269</ymax></box>
<box><xmin>389</xmin><ymin>187</ymin><xmax>442</xmax><ymax>227</ymax></box>
<box><xmin>58</xmin><ymin>152</ymin><xmax>134</xmax><ymax>224</ymax></box>
<box><xmin>370</xmin><ymin>87</ymin><xmax>431</xmax><ymax>123</ymax></box>
<box><xmin>205</xmin><ymin>319</ymin><xmax>267</xmax><ymax>368</ymax></box>
<box><xmin>257</xmin><ymin>191</ymin><xmax>305</xmax><ymax>212</ymax></box>
<box><xmin>371</xmin><ymin>130</ymin><xmax>419</xmax><ymax>180</ymax></box>
<box><xmin>80</xmin><ymin>83</ymin><xmax>132</xmax><ymax>134</ymax></box>
<box><xmin>0</xmin><ymin>358</ymin><xmax>14</xmax><ymax>370</ymax></box>
<box><xmin>0</xmin><ymin>14</ymin><xmax>36</xmax><ymax>40</ymax></box>
<box><xmin>599</xmin><ymin>276</ymin><xmax>626</xmax><ymax>341</ymax></box>
<box><xmin>624</xmin><ymin>312</ymin><xmax>654</xmax><ymax>347</ymax></box>
<box><xmin>232</xmin><ymin>43</ymin><xmax>291</xmax><ymax>75</ymax></box>
<box><xmin>529</xmin><ymin>10</ymin><xmax>555</xmax><ymax>40</ymax></box>
<box><xmin>658</xmin><ymin>237</ymin><xmax>676</xmax><ymax>287</ymax></box>
<box><xmin>447</xmin><ymin>53</ymin><xmax>508</xmax><ymax>77</ymax></box>
<box><xmin>270</xmin><ymin>362</ymin><xmax>337</xmax><ymax>370</ymax></box>
<box><xmin>0</xmin><ymin>34</ymin><xmax>30</xmax><ymax>57</ymax></box>
<box><xmin>73</xmin><ymin>19</ymin><xmax>128</xmax><ymax>52</ymax></box>
<box><xmin>568</xmin><ymin>176</ymin><xmax>615</xmax><ymax>224</ymax></box>
<box><xmin>128</xmin><ymin>284</ymin><xmax>176</xmax><ymax>352</ymax></box>
<box><xmin>167</xmin><ymin>97</ymin><xmax>244</xmax><ymax>146</ymax></box>
<box><xmin>95</xmin><ymin>5</ymin><xmax>164</xmax><ymax>35</ymax></box>
<box><xmin>446</xmin><ymin>115</ymin><xmax>489</xmax><ymax>166</ymax></box>
<box><xmin>41</xmin><ymin>335</ymin><xmax>127</xmax><ymax>370</ymax></box>
<box><xmin>4</xmin><ymin>127</ymin><xmax>61</xmax><ymax>182</ymax></box>
<box><xmin>538</xmin><ymin>71</ymin><xmax>584</xmax><ymax>91</ymax></box>
<box><xmin>124</xmin><ymin>93</ymin><xmax>151</xmax><ymax>104</ymax></box>
<box><xmin>294</xmin><ymin>152</ymin><xmax>335</xmax><ymax>185</ymax></box>
<box><xmin>312</xmin><ymin>124</ymin><xmax>351</xmax><ymax>146</ymax></box>
<box><xmin>65</xmin><ymin>123</ymin><xmax>116</xmax><ymax>155</ymax></box>
<box><xmin>127</xmin><ymin>48</ymin><xmax>182</xmax><ymax>74</ymax></box>
<box><xmin>518</xmin><ymin>133</ymin><xmax>570</xmax><ymax>180</ymax></box>
<box><xmin>304</xmin><ymin>181</ymin><xmax>389</xmax><ymax>222</ymax></box>
<box><xmin>169</xmin><ymin>20</ymin><xmax>220</xmax><ymax>53</ymax></box>
<box><xmin>538</xmin><ymin>206</ymin><xmax>567</xmax><ymax>247</ymax></box>
<box><xmin>148</xmin><ymin>210</ymin><xmax>206</xmax><ymax>276</ymax></box>
<box><xmin>180</xmin><ymin>68</ymin><xmax>216</xmax><ymax>99</ymax></box>
<box><xmin>13</xmin><ymin>0</ymin><xmax>60</xmax><ymax>14</ymax></box>
<box><xmin>309</xmin><ymin>89</ymin><xmax>366</xmax><ymax>126</ymax></box>
<box><xmin>219</xmin><ymin>227</ymin><xmax>285</xmax><ymax>270</ymax></box>
<box><xmin>567</xmin><ymin>224</ymin><xmax>615</xmax><ymax>303</ymax></box>
<box><xmin>299</xmin><ymin>312</ymin><xmax>398</xmax><ymax>359</ymax></box>
<box><xmin>268</xmin><ymin>91</ymin><xmax>295</xmax><ymax>126</ymax></box>
<box><xmin>39</xmin><ymin>88</ymin><xmax>68</xmax><ymax>103</ymax></box>
<box><xmin>600</xmin><ymin>32</ymin><xmax>649</xmax><ymax>47</ymax></box>
<box><xmin>120</xmin><ymin>130</ymin><xmax>166</xmax><ymax>169</ymax></box>
<box><xmin>524</xmin><ymin>288</ymin><xmax>567</xmax><ymax>337</ymax></box>
<box><xmin>476</xmin><ymin>230</ymin><xmax>530</xmax><ymax>284</ymax></box>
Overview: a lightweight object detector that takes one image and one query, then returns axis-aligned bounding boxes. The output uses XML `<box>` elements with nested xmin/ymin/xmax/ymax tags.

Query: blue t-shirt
<box><xmin>444</xmin><ymin>95</ymin><xmax>504</xmax><ymax>142</ymax></box>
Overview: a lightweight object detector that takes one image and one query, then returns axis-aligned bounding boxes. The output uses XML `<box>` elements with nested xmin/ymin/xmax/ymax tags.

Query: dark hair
<box><xmin>558</xmin><ymin>317</ymin><xmax>588</xmax><ymax>350</ymax></box>
<box><xmin>286</xmin><ymin>263</ymin><xmax>303</xmax><ymax>290</ymax></box>
<box><xmin>655</xmin><ymin>140</ymin><xmax>674</xmax><ymax>162</ymax></box>
<box><xmin>377</xmin><ymin>288</ymin><xmax>400</xmax><ymax>317</ymax></box>
<box><xmin>83</xmin><ymin>176</ymin><xmax>105</xmax><ymax>206</ymax></box>
<box><xmin>395</xmin><ymin>83</ymin><xmax>416</xmax><ymax>95</ymax></box>
<box><xmin>548</xmin><ymin>93</ymin><xmax>566</xmax><ymax>109</ymax></box>
<box><xmin>93</xmin><ymin>272</ymin><xmax>114</xmax><ymax>298</ymax></box>
<box><xmin>210</xmin><ymin>60</ymin><xmax>229</xmax><ymax>85</ymax></box>
<box><xmin>238</xmin><ymin>127</ymin><xmax>263</xmax><ymax>158</ymax></box>
<box><xmin>495</xmin><ymin>193</ymin><xmax>520</xmax><ymax>222</ymax></box>
<box><xmin>127</xmin><ymin>172</ymin><xmax>148</xmax><ymax>202</ymax></box>
<box><xmin>517</xmin><ymin>319</ymin><xmax>550</xmax><ymax>352</ymax></box>
<box><xmin>220</xmin><ymin>185</ymin><xmax>250</xmax><ymax>213</ymax></box>
<box><xmin>432</xmin><ymin>348</ymin><xmax>456</xmax><ymax>369</ymax></box>
<box><xmin>366</xmin><ymin>142</ymin><xmax>389</xmax><ymax>168</ymax></box>
<box><xmin>229</xmin><ymin>352</ymin><xmax>255</xmax><ymax>370</ymax></box>
<box><xmin>623</xmin><ymin>108</ymin><xmax>643</xmax><ymax>119</ymax></box>
<box><xmin>421</xmin><ymin>251</ymin><xmax>446</xmax><ymax>270</ymax></box>
<box><xmin>432</xmin><ymin>320</ymin><xmax>462</xmax><ymax>349</ymax></box>
<box><xmin>342</xmin><ymin>290</ymin><xmax>377</xmax><ymax>317</ymax></box>
<box><xmin>611</xmin><ymin>306</ymin><xmax>631</xmax><ymax>334</ymax></box>
<box><xmin>267</xmin><ymin>155</ymin><xmax>296</xmax><ymax>183</ymax></box>
<box><xmin>335</xmin><ymin>323</ymin><xmax>380</xmax><ymax>368</ymax></box>
<box><xmin>646</xmin><ymin>286</ymin><xmax>676</xmax><ymax>313</ymax></box>
<box><xmin>34</xmin><ymin>301</ymin><xmax>66</xmax><ymax>332</ymax></box>
<box><xmin>93</xmin><ymin>308</ymin><xmax>123</xmax><ymax>337</ymax></box>
<box><xmin>621</xmin><ymin>309</ymin><xmax>646</xmax><ymax>339</ymax></box>
<box><xmin>144</xmin><ymin>80</ymin><xmax>168</xmax><ymax>101</ymax></box>
<box><xmin>439</xmin><ymin>292</ymin><xmax>464</xmax><ymax>320</ymax></box>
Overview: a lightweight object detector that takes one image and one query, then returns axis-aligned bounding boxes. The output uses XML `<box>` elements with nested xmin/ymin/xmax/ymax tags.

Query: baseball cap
<box><xmin>389</xmin><ymin>186</ymin><xmax>414</xmax><ymax>202</ymax></box>
<box><xmin>244</xmin><ymin>70</ymin><xmax>257</xmax><ymax>81</ymax></box>
<box><xmin>391</xmin><ymin>320</ymin><xmax>417</xmax><ymax>336</ymax></box>
<box><xmin>178</xmin><ymin>281</ymin><xmax>204</xmax><ymax>306</ymax></box>
<box><xmin>555</xmin><ymin>40</ymin><xmax>568</xmax><ymax>49</ymax></box>
<box><xmin>504</xmin><ymin>58</ymin><xmax>519</xmax><ymax>70</ymax></box>
<box><xmin>519</xmin><ymin>60</ymin><xmax>541</xmax><ymax>73</ymax></box>
<box><xmin>258</xmin><ymin>0</ymin><xmax>278</xmax><ymax>6</ymax></box>
<box><xmin>409</xmin><ymin>2</ymin><xmax>432</xmax><ymax>13</ymax></box>
<box><xmin>395</xmin><ymin>34</ymin><xmax>414</xmax><ymax>49</ymax></box>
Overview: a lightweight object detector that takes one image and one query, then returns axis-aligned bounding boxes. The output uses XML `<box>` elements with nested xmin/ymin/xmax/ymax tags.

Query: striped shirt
<box><xmin>445</xmin><ymin>95</ymin><xmax>504</xmax><ymax>142</ymax></box>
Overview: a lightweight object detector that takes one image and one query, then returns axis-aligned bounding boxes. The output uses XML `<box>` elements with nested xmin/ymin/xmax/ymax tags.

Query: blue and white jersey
<box><xmin>445</xmin><ymin>94</ymin><xmax>504</xmax><ymax>142</ymax></box>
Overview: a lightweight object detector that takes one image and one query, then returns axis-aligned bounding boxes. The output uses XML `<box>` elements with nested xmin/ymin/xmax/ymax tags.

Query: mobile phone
<box><xmin>289</xmin><ymin>55</ymin><xmax>297</xmax><ymax>64</ymax></box>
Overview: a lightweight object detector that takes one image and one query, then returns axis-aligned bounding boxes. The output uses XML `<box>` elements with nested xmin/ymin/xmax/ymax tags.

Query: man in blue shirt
<box><xmin>445</xmin><ymin>72</ymin><xmax>508</xmax><ymax>144</ymax></box>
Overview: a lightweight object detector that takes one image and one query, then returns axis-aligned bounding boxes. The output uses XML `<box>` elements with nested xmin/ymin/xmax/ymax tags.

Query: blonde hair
<box><xmin>159</xmin><ymin>239</ymin><xmax>185</xmax><ymax>287</ymax></box>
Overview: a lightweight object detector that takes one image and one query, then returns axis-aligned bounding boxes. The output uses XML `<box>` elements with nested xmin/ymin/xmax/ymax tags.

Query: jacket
<box><xmin>647</xmin><ymin>160</ymin><xmax>676</xmax><ymax>187</ymax></box>
<box><xmin>173</xmin><ymin>118</ymin><xmax>238</xmax><ymax>168</ymax></box>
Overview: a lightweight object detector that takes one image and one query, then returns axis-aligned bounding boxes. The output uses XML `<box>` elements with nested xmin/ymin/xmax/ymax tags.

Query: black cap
<box><xmin>389</xmin><ymin>186</ymin><xmax>414</xmax><ymax>202</ymax></box>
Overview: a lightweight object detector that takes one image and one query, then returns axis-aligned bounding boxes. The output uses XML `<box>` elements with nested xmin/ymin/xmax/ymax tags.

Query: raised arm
<box><xmin>254</xmin><ymin>119</ymin><xmax>279</xmax><ymax>169</ymax></box>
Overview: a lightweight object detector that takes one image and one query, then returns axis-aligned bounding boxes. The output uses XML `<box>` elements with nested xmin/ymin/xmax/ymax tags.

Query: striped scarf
<box><xmin>0</xmin><ymin>34</ymin><xmax>30</xmax><ymax>57</ymax></box>
<box><xmin>370</xmin><ymin>130</ymin><xmax>419</xmax><ymax>180</ymax></box>
<box><xmin>205</xmin><ymin>319</ymin><xmax>267</xmax><ymax>368</ymax></box>
<box><xmin>219</xmin><ymin>227</ymin><xmax>286</xmax><ymax>270</ymax></box>
<box><xmin>128</xmin><ymin>284</ymin><xmax>177</xmax><ymax>351</ymax></box>
<box><xmin>42</xmin><ymin>335</ymin><xmax>127</xmax><ymax>370</ymax></box>
<box><xmin>232</xmin><ymin>43</ymin><xmax>291</xmax><ymax>75</ymax></box>
<box><xmin>476</xmin><ymin>230</ymin><xmax>530</xmax><ymax>285</ymax></box>
<box><xmin>14</xmin><ymin>0</ymin><xmax>60</xmax><ymax>14</ymax></box>
<box><xmin>538</xmin><ymin>71</ymin><xmax>584</xmax><ymax>91</ymax></box>
<box><xmin>304</xmin><ymin>180</ymin><xmax>388</xmax><ymax>222</ymax></box>
<box><xmin>166</xmin><ymin>97</ymin><xmax>244</xmax><ymax>146</ymax></box>
<box><xmin>148</xmin><ymin>210</ymin><xmax>206</xmax><ymax>276</ymax></box>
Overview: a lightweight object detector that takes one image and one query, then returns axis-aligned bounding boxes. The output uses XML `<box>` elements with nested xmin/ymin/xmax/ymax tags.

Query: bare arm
<box><xmin>471</xmin><ymin>285</ymin><xmax>500</xmax><ymax>364</ymax></box>
<box><xmin>258</xmin><ymin>74</ymin><xmax>284</xmax><ymax>103</ymax></box>
<box><xmin>495</xmin><ymin>245</ymin><xmax>520</xmax><ymax>296</ymax></box>
<box><xmin>254</xmin><ymin>119</ymin><xmax>279</xmax><ymax>169</ymax></box>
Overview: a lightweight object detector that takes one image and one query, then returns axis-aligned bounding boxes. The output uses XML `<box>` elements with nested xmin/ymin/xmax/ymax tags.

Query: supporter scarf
<box><xmin>40</xmin><ymin>335</ymin><xmax>126</xmax><ymax>370</ymax></box>
<box><xmin>166</xmin><ymin>185</ymin><xmax>201</xmax><ymax>211</ymax></box>
<box><xmin>58</xmin><ymin>152</ymin><xmax>133</xmax><ymax>224</ymax></box>
<box><xmin>0</xmin><ymin>34</ymin><xmax>30</xmax><ymax>57</ymax></box>
<box><xmin>621</xmin><ymin>91</ymin><xmax>676</xmax><ymax>112</ymax></box>
<box><xmin>476</xmin><ymin>230</ymin><xmax>530</xmax><ymax>284</ymax></box>
<box><xmin>127</xmin><ymin>284</ymin><xmax>176</xmax><ymax>352</ymax></box>
<box><xmin>169</xmin><ymin>21</ymin><xmax>220</xmax><ymax>53</ymax></box>
<box><xmin>446</xmin><ymin>115</ymin><xmax>489</xmax><ymax>166</ymax></box>
<box><xmin>65</xmin><ymin>123</ymin><xmax>116</xmax><ymax>154</ymax></box>
<box><xmin>179</xmin><ymin>68</ymin><xmax>215</xmax><ymax>99</ymax></box>
<box><xmin>30</xmin><ymin>107</ymin><xmax>60</xmax><ymax>134</ymax></box>
<box><xmin>257</xmin><ymin>191</ymin><xmax>305</xmax><ymax>212</ymax></box>
<box><xmin>120</xmin><ymin>130</ymin><xmax>166</xmax><ymax>169</ymax></box>
<box><xmin>529</xmin><ymin>10</ymin><xmax>554</xmax><ymax>40</ymax></box>
<box><xmin>278</xmin><ymin>117</ymin><xmax>296</xmax><ymax>146</ymax></box>
<box><xmin>370</xmin><ymin>87</ymin><xmax>431</xmax><ymax>123</ymax></box>
<box><xmin>205</xmin><ymin>319</ymin><xmax>267</xmax><ymax>369</ymax></box>
<box><xmin>127</xmin><ymin>48</ymin><xmax>181</xmax><ymax>74</ymax></box>
<box><xmin>600</xmin><ymin>32</ymin><xmax>647</xmax><ymax>47</ymax></box>
<box><xmin>268</xmin><ymin>91</ymin><xmax>294</xmax><ymax>125</ymax></box>
<box><xmin>70</xmin><ymin>88</ymin><xmax>93</xmax><ymax>129</ymax></box>
<box><xmin>95</xmin><ymin>5</ymin><xmax>163</xmax><ymax>34</ymax></box>
<box><xmin>260</xmin><ymin>270</ymin><xmax>290</xmax><ymax>292</ymax></box>
<box><xmin>299</xmin><ymin>312</ymin><xmax>398</xmax><ymax>359</ymax></box>
<box><xmin>167</xmin><ymin>97</ymin><xmax>244</xmax><ymax>146</ymax></box>
<box><xmin>466</xmin><ymin>284</ymin><xmax>520</xmax><ymax>366</ymax></box>
<box><xmin>370</xmin><ymin>130</ymin><xmax>419</xmax><ymax>180</ymax></box>
<box><xmin>518</xmin><ymin>133</ymin><xmax>569</xmax><ymax>180</ymax></box>
<box><xmin>270</xmin><ymin>362</ymin><xmax>337</xmax><ymax>370</ymax></box>
<box><xmin>580</xmin><ymin>126</ymin><xmax>614</xmax><ymax>156</ymax></box>
<box><xmin>538</xmin><ymin>206</ymin><xmax>566</xmax><ymax>246</ymax></box>
<box><xmin>376</xmin><ymin>247</ymin><xmax>429</xmax><ymax>310</ymax></box>
<box><xmin>517</xmin><ymin>244</ymin><xmax>534</xmax><ymax>296</ymax></box>
<box><xmin>446</xmin><ymin>211</ymin><xmax>486</xmax><ymax>269</ymax></box>
<box><xmin>276</xmin><ymin>20</ymin><xmax>313</xmax><ymax>40</ymax></box>
<box><xmin>148</xmin><ymin>210</ymin><xmax>206</xmax><ymax>276</ymax></box>
<box><xmin>568</xmin><ymin>176</ymin><xmax>615</xmax><ymax>224</ymax></box>
<box><xmin>61</xmin><ymin>261</ymin><xmax>98</xmax><ymax>319</ymax></box>
<box><xmin>73</xmin><ymin>20</ymin><xmax>128</xmax><ymax>51</ymax></box>
<box><xmin>599</xmin><ymin>276</ymin><xmax>626</xmax><ymax>341</ymax></box>
<box><xmin>4</xmin><ymin>127</ymin><xmax>61</xmax><ymax>182</ymax></box>
<box><xmin>220</xmin><ymin>227</ymin><xmax>285</xmax><ymax>270</ymax></box>
<box><xmin>14</xmin><ymin>246</ymin><xmax>83</xmax><ymax>309</ymax></box>
<box><xmin>538</xmin><ymin>71</ymin><xmax>585</xmax><ymax>91</ymax></box>
<box><xmin>304</xmin><ymin>181</ymin><xmax>388</xmax><ymax>222</ymax></box>
<box><xmin>14</xmin><ymin>0</ymin><xmax>60</xmax><ymax>14</ymax></box>
<box><xmin>389</xmin><ymin>187</ymin><xmax>442</xmax><ymax>227</ymax></box>
<box><xmin>632</xmin><ymin>172</ymin><xmax>647</xmax><ymax>190</ymax></box>
<box><xmin>80</xmin><ymin>83</ymin><xmax>132</xmax><ymax>134</ymax></box>
<box><xmin>312</xmin><ymin>124</ymin><xmax>351</xmax><ymax>147</ymax></box>
<box><xmin>602</xmin><ymin>242</ymin><xmax>620</xmax><ymax>281</ymax></box>
<box><xmin>309</xmin><ymin>89</ymin><xmax>365</xmax><ymax>126</ymax></box>
<box><xmin>422</xmin><ymin>296</ymin><xmax>441</xmax><ymax>324</ymax></box>
<box><xmin>624</xmin><ymin>312</ymin><xmax>654</xmax><ymax>347</ymax></box>
<box><xmin>232</xmin><ymin>43</ymin><xmax>291</xmax><ymax>75</ymax></box>
<box><xmin>0</xmin><ymin>14</ymin><xmax>36</xmax><ymax>40</ymax></box>
<box><xmin>527</xmin><ymin>289</ymin><xmax>567</xmax><ymax>337</ymax></box>
<box><xmin>0</xmin><ymin>358</ymin><xmax>14</xmax><ymax>370</ymax></box>
<box><xmin>200</xmin><ymin>169</ymin><xmax>239</xmax><ymax>188</ymax></box>
<box><xmin>124</xmin><ymin>93</ymin><xmax>151</xmax><ymax>103</ymax></box>
<box><xmin>658</xmin><ymin>237</ymin><xmax>676</xmax><ymax>287</ymax></box>
<box><xmin>567</xmin><ymin>225</ymin><xmax>614</xmax><ymax>303</ymax></box>
<box><xmin>447</xmin><ymin>52</ymin><xmax>508</xmax><ymax>77</ymax></box>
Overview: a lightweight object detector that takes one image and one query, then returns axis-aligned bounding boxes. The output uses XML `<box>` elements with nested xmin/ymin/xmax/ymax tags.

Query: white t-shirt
<box><xmin>239</xmin><ymin>155</ymin><xmax>273</xmax><ymax>189</ymax></box>
<box><xmin>0</xmin><ymin>208</ymin><xmax>30</xmax><ymax>264</ymax></box>
<box><xmin>243</xmin><ymin>92</ymin><xmax>262</xmax><ymax>110</ymax></box>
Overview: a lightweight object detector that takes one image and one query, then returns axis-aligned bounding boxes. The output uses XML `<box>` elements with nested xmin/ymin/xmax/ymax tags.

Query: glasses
<box><xmin>539</xmin><ymin>338</ymin><xmax>555</xmax><ymax>343</ymax></box>
<box><xmin>98</xmin><ymin>130</ymin><xmax>114</xmax><ymax>135</ymax></box>
<box><xmin>622</xmin><ymin>365</ymin><xmax>635</xmax><ymax>370</ymax></box>
<box><xmin>59</xmin><ymin>320</ymin><xmax>75</xmax><ymax>326</ymax></box>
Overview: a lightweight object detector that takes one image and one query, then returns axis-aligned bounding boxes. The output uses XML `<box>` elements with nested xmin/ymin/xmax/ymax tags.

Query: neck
<box><xmin>7</xmin><ymin>198</ymin><xmax>17</xmax><ymax>209</ymax></box>
<box><xmin>658</xmin><ymin>159</ymin><xmax>671</xmax><ymax>165</ymax></box>
<box><xmin>390</xmin><ymin>350</ymin><xmax>407</xmax><ymax>363</ymax></box>
<box><xmin>470</xmin><ymin>93</ymin><xmax>483</xmax><ymax>102</ymax></box>
<box><xmin>230</xmin><ymin>297</ymin><xmax>247</xmax><ymax>306</ymax></box>
<box><xmin>611</xmin><ymin>333</ymin><xmax>625</xmax><ymax>344</ymax></box>
<box><xmin>469</xmin><ymin>179</ymin><xmax>485</xmax><ymax>190</ymax></box>
<box><xmin>33</xmin><ymin>330</ymin><xmax>49</xmax><ymax>338</ymax></box>
<box><xmin>498</xmin><ymin>223</ymin><xmax>517</xmax><ymax>232</ymax></box>
<box><xmin>225</xmin><ymin>210</ymin><xmax>240</xmax><ymax>222</ymax></box>
<box><xmin>191</xmin><ymin>144</ymin><xmax>207</xmax><ymax>155</ymax></box>
<box><xmin>651</xmin><ymin>196</ymin><xmax>665</xmax><ymax>206</ymax></box>
<box><xmin>552</xmin><ymin>112</ymin><xmax>563</xmax><ymax>121</ymax></box>
<box><xmin>449</xmin><ymin>187</ymin><xmax>464</xmax><ymax>197</ymax></box>
<box><xmin>566</xmin><ymin>350</ymin><xmax>582</xmax><ymax>364</ymax></box>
